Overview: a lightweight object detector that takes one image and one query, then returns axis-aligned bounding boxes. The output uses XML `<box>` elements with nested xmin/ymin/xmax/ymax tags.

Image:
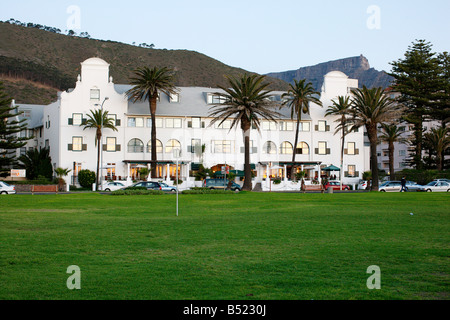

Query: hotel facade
<box><xmin>14</xmin><ymin>57</ymin><xmax>372</xmax><ymax>190</ymax></box>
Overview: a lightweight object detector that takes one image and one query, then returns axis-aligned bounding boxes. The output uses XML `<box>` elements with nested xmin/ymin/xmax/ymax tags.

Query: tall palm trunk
<box><xmin>368</xmin><ymin>125</ymin><xmax>379</xmax><ymax>191</ymax></box>
<box><xmin>149</xmin><ymin>96</ymin><xmax>158</xmax><ymax>179</ymax></box>
<box><xmin>242</xmin><ymin>119</ymin><xmax>252</xmax><ymax>191</ymax></box>
<box><xmin>291</xmin><ymin>116</ymin><xmax>301</xmax><ymax>181</ymax></box>
<box><xmin>388</xmin><ymin>141</ymin><xmax>395</xmax><ymax>180</ymax></box>
<box><xmin>96</xmin><ymin>128</ymin><xmax>101</xmax><ymax>191</ymax></box>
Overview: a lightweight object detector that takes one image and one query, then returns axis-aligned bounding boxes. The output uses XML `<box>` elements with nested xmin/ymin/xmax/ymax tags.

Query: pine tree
<box><xmin>0</xmin><ymin>82</ymin><xmax>28</xmax><ymax>177</ymax></box>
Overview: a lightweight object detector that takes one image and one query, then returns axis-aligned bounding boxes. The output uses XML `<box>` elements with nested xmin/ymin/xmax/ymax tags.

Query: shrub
<box><xmin>394</xmin><ymin>169</ymin><xmax>450</xmax><ymax>185</ymax></box>
<box><xmin>78</xmin><ymin>169</ymin><xmax>96</xmax><ymax>189</ymax></box>
<box><xmin>182</xmin><ymin>188</ymin><xmax>234</xmax><ymax>194</ymax></box>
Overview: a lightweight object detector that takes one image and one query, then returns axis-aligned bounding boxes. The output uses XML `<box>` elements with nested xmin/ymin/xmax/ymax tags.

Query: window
<box><xmin>296</xmin><ymin>142</ymin><xmax>309</xmax><ymax>155</ymax></box>
<box><xmin>317</xmin><ymin>120</ymin><xmax>327</xmax><ymax>132</ymax></box>
<box><xmin>213</xmin><ymin>140</ymin><xmax>232</xmax><ymax>153</ymax></box>
<box><xmin>347</xmin><ymin>142</ymin><xmax>356</xmax><ymax>155</ymax></box>
<box><xmin>106</xmin><ymin>137</ymin><xmax>116</xmax><ymax>152</ymax></box>
<box><xmin>146</xmin><ymin>118</ymin><xmax>163</xmax><ymax>128</ymax></box>
<box><xmin>189</xmin><ymin>117</ymin><xmax>202</xmax><ymax>128</ymax></box>
<box><xmin>280</xmin><ymin>121</ymin><xmax>294</xmax><ymax>131</ymax></box>
<box><xmin>128</xmin><ymin>117</ymin><xmax>144</xmax><ymax>127</ymax></box>
<box><xmin>72</xmin><ymin>137</ymin><xmax>83</xmax><ymax>152</ymax></box>
<box><xmin>299</xmin><ymin>122</ymin><xmax>310</xmax><ymax>132</ymax></box>
<box><xmin>280</xmin><ymin>142</ymin><xmax>293</xmax><ymax>154</ymax></box>
<box><xmin>73</xmin><ymin>113</ymin><xmax>83</xmax><ymax>126</ymax></box>
<box><xmin>263</xmin><ymin>141</ymin><xmax>277</xmax><ymax>154</ymax></box>
<box><xmin>317</xmin><ymin>141</ymin><xmax>328</xmax><ymax>155</ymax></box>
<box><xmin>128</xmin><ymin>139</ymin><xmax>144</xmax><ymax>153</ymax></box>
<box><xmin>348</xmin><ymin>165</ymin><xmax>356</xmax><ymax>177</ymax></box>
<box><xmin>90</xmin><ymin>89</ymin><xmax>100</xmax><ymax>100</ymax></box>
<box><xmin>166</xmin><ymin>139</ymin><xmax>181</xmax><ymax>153</ymax></box>
<box><xmin>147</xmin><ymin>140</ymin><xmax>163</xmax><ymax>153</ymax></box>
<box><xmin>215</xmin><ymin>120</ymin><xmax>232</xmax><ymax>129</ymax></box>
<box><xmin>262</xmin><ymin>121</ymin><xmax>277</xmax><ymax>131</ymax></box>
<box><xmin>399</xmin><ymin>150</ymin><xmax>406</xmax><ymax>156</ymax></box>
<box><xmin>170</xmin><ymin>93</ymin><xmax>179</xmax><ymax>103</ymax></box>
<box><xmin>166</xmin><ymin>118</ymin><xmax>182</xmax><ymax>128</ymax></box>
<box><xmin>20</xmin><ymin>147</ymin><xmax>26</xmax><ymax>155</ymax></box>
<box><xmin>190</xmin><ymin>139</ymin><xmax>202</xmax><ymax>153</ymax></box>
<box><xmin>208</xmin><ymin>94</ymin><xmax>227</xmax><ymax>104</ymax></box>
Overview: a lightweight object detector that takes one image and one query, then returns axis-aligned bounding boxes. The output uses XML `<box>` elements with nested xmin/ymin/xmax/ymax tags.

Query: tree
<box><xmin>390</xmin><ymin>40</ymin><xmax>442</xmax><ymax>169</ymax></box>
<box><xmin>350</xmin><ymin>86</ymin><xmax>401</xmax><ymax>191</ymax></box>
<box><xmin>0</xmin><ymin>82</ymin><xmax>28</xmax><ymax>176</ymax></box>
<box><xmin>126</xmin><ymin>66</ymin><xmax>177</xmax><ymax>178</ymax></box>
<box><xmin>281</xmin><ymin>79</ymin><xmax>322</xmax><ymax>180</ymax></box>
<box><xmin>82</xmin><ymin>109</ymin><xmax>118</xmax><ymax>191</ymax></box>
<box><xmin>77</xmin><ymin>169</ymin><xmax>96</xmax><ymax>189</ymax></box>
<box><xmin>432</xmin><ymin>52</ymin><xmax>450</xmax><ymax>127</ymax></box>
<box><xmin>423</xmin><ymin>127</ymin><xmax>450</xmax><ymax>171</ymax></box>
<box><xmin>209</xmin><ymin>73</ymin><xmax>281</xmax><ymax>191</ymax></box>
<box><xmin>18</xmin><ymin>147</ymin><xmax>53</xmax><ymax>180</ymax></box>
<box><xmin>325</xmin><ymin>95</ymin><xmax>353</xmax><ymax>190</ymax></box>
<box><xmin>54</xmin><ymin>167</ymin><xmax>71</xmax><ymax>191</ymax></box>
<box><xmin>378</xmin><ymin>123</ymin><xmax>407</xmax><ymax>180</ymax></box>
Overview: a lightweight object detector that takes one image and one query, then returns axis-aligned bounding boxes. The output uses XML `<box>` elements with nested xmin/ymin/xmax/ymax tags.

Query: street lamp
<box><xmin>95</xmin><ymin>97</ymin><xmax>109</xmax><ymax>191</ymax></box>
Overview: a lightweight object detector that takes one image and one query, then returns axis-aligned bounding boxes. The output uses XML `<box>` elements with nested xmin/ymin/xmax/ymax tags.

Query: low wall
<box><xmin>15</xmin><ymin>185</ymin><xmax>59</xmax><ymax>193</ymax></box>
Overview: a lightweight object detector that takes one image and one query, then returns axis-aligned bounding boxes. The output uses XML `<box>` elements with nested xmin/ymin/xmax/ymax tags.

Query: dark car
<box><xmin>125</xmin><ymin>181</ymin><xmax>163</xmax><ymax>191</ymax></box>
<box><xmin>203</xmin><ymin>179</ymin><xmax>241</xmax><ymax>191</ymax></box>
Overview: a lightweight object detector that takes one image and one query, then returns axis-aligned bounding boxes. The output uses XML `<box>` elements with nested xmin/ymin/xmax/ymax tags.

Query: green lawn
<box><xmin>0</xmin><ymin>192</ymin><xmax>448</xmax><ymax>300</ymax></box>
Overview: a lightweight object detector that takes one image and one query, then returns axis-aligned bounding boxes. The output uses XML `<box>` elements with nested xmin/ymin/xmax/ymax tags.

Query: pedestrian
<box><xmin>400</xmin><ymin>177</ymin><xmax>407</xmax><ymax>192</ymax></box>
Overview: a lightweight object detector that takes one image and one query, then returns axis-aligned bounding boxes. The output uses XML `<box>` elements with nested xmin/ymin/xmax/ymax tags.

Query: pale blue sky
<box><xmin>1</xmin><ymin>0</ymin><xmax>449</xmax><ymax>74</ymax></box>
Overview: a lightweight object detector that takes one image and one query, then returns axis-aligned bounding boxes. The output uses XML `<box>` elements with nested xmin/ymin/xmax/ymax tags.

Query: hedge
<box><xmin>110</xmin><ymin>189</ymin><xmax>164</xmax><ymax>196</ymax></box>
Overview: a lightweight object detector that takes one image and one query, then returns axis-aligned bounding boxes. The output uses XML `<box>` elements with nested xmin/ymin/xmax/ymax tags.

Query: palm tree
<box><xmin>424</xmin><ymin>127</ymin><xmax>450</xmax><ymax>170</ymax></box>
<box><xmin>209</xmin><ymin>73</ymin><xmax>282</xmax><ymax>191</ymax></box>
<box><xmin>82</xmin><ymin>109</ymin><xmax>118</xmax><ymax>191</ymax></box>
<box><xmin>350</xmin><ymin>86</ymin><xmax>401</xmax><ymax>191</ymax></box>
<box><xmin>281</xmin><ymin>79</ymin><xmax>322</xmax><ymax>180</ymax></box>
<box><xmin>325</xmin><ymin>95</ymin><xmax>353</xmax><ymax>190</ymax></box>
<box><xmin>54</xmin><ymin>167</ymin><xmax>71</xmax><ymax>191</ymax></box>
<box><xmin>378</xmin><ymin>123</ymin><xmax>407</xmax><ymax>180</ymax></box>
<box><xmin>126</xmin><ymin>66</ymin><xmax>177</xmax><ymax>178</ymax></box>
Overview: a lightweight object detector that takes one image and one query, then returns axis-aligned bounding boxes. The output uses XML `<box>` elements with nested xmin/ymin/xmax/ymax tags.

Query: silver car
<box><xmin>417</xmin><ymin>181</ymin><xmax>450</xmax><ymax>192</ymax></box>
<box><xmin>379</xmin><ymin>181</ymin><xmax>402</xmax><ymax>192</ymax></box>
<box><xmin>0</xmin><ymin>181</ymin><xmax>16</xmax><ymax>195</ymax></box>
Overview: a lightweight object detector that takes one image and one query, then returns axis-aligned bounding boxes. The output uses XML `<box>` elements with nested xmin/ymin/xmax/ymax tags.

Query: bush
<box><xmin>111</xmin><ymin>189</ymin><xmax>164</xmax><ymax>196</ymax></box>
<box><xmin>182</xmin><ymin>188</ymin><xmax>234</xmax><ymax>194</ymax></box>
<box><xmin>78</xmin><ymin>169</ymin><xmax>96</xmax><ymax>189</ymax></box>
<box><xmin>394</xmin><ymin>169</ymin><xmax>450</xmax><ymax>185</ymax></box>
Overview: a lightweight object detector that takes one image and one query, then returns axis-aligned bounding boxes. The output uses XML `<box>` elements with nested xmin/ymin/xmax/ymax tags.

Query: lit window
<box><xmin>73</xmin><ymin>137</ymin><xmax>83</xmax><ymax>151</ymax></box>
<box><xmin>147</xmin><ymin>140</ymin><xmax>163</xmax><ymax>153</ymax></box>
<box><xmin>296</xmin><ymin>142</ymin><xmax>309</xmax><ymax>155</ymax></box>
<box><xmin>213</xmin><ymin>140</ymin><xmax>232</xmax><ymax>153</ymax></box>
<box><xmin>280</xmin><ymin>142</ymin><xmax>293</xmax><ymax>154</ymax></box>
<box><xmin>166</xmin><ymin>139</ymin><xmax>181</xmax><ymax>153</ymax></box>
<box><xmin>300</xmin><ymin>122</ymin><xmax>310</xmax><ymax>132</ymax></box>
<box><xmin>318</xmin><ymin>141</ymin><xmax>327</xmax><ymax>155</ymax></box>
<box><xmin>280</xmin><ymin>122</ymin><xmax>294</xmax><ymax>131</ymax></box>
<box><xmin>166</xmin><ymin>118</ymin><xmax>182</xmax><ymax>128</ymax></box>
<box><xmin>347</xmin><ymin>142</ymin><xmax>356</xmax><ymax>155</ymax></box>
<box><xmin>263</xmin><ymin>141</ymin><xmax>277</xmax><ymax>154</ymax></box>
<box><xmin>106</xmin><ymin>137</ymin><xmax>116</xmax><ymax>152</ymax></box>
<box><xmin>348</xmin><ymin>165</ymin><xmax>356</xmax><ymax>177</ymax></box>
<box><xmin>262</xmin><ymin>121</ymin><xmax>277</xmax><ymax>131</ymax></box>
<box><xmin>318</xmin><ymin>121</ymin><xmax>326</xmax><ymax>132</ymax></box>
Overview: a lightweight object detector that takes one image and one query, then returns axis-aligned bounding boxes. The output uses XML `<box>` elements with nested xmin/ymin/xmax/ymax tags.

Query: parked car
<box><xmin>358</xmin><ymin>180</ymin><xmax>368</xmax><ymax>190</ymax></box>
<box><xmin>379</xmin><ymin>181</ymin><xmax>402</xmax><ymax>192</ymax></box>
<box><xmin>0</xmin><ymin>181</ymin><xmax>16</xmax><ymax>195</ymax></box>
<box><xmin>324</xmin><ymin>181</ymin><xmax>350</xmax><ymax>191</ymax></box>
<box><xmin>405</xmin><ymin>181</ymin><xmax>422</xmax><ymax>192</ymax></box>
<box><xmin>103</xmin><ymin>181</ymin><xmax>126</xmax><ymax>192</ymax></box>
<box><xmin>203</xmin><ymin>179</ymin><xmax>241</xmax><ymax>191</ymax></box>
<box><xmin>432</xmin><ymin>179</ymin><xmax>450</xmax><ymax>183</ymax></box>
<box><xmin>417</xmin><ymin>181</ymin><xmax>450</xmax><ymax>192</ymax></box>
<box><xmin>159</xmin><ymin>182</ymin><xmax>178</xmax><ymax>192</ymax></box>
<box><xmin>125</xmin><ymin>181</ymin><xmax>163</xmax><ymax>191</ymax></box>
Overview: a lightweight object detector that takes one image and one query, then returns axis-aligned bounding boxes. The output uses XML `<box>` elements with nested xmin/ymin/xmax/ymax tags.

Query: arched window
<box><xmin>263</xmin><ymin>141</ymin><xmax>277</xmax><ymax>154</ymax></box>
<box><xmin>296</xmin><ymin>142</ymin><xmax>310</xmax><ymax>155</ymax></box>
<box><xmin>147</xmin><ymin>140</ymin><xmax>163</xmax><ymax>153</ymax></box>
<box><xmin>128</xmin><ymin>139</ymin><xmax>144</xmax><ymax>153</ymax></box>
<box><xmin>165</xmin><ymin>139</ymin><xmax>181</xmax><ymax>153</ymax></box>
<box><xmin>280</xmin><ymin>141</ymin><xmax>293</xmax><ymax>154</ymax></box>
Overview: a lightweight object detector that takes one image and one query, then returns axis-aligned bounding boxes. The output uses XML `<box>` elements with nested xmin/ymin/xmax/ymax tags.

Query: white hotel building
<box><xmin>15</xmin><ymin>57</ymin><xmax>371</xmax><ymax>190</ymax></box>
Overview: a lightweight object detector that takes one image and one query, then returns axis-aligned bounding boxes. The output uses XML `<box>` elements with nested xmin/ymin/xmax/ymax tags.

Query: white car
<box><xmin>417</xmin><ymin>181</ymin><xmax>450</xmax><ymax>192</ymax></box>
<box><xmin>358</xmin><ymin>180</ymin><xmax>368</xmax><ymax>190</ymax></box>
<box><xmin>0</xmin><ymin>181</ymin><xmax>16</xmax><ymax>194</ymax></box>
<box><xmin>103</xmin><ymin>181</ymin><xmax>126</xmax><ymax>191</ymax></box>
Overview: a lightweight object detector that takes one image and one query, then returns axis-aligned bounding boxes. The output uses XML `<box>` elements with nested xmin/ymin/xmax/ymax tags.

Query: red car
<box><xmin>324</xmin><ymin>181</ymin><xmax>350</xmax><ymax>191</ymax></box>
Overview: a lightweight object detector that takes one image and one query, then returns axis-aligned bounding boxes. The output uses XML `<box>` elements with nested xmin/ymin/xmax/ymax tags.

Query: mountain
<box><xmin>0</xmin><ymin>22</ymin><xmax>289</xmax><ymax>104</ymax></box>
<box><xmin>266</xmin><ymin>55</ymin><xmax>394</xmax><ymax>91</ymax></box>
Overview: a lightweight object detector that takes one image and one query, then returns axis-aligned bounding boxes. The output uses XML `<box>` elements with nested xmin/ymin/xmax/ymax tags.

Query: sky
<box><xmin>1</xmin><ymin>0</ymin><xmax>449</xmax><ymax>74</ymax></box>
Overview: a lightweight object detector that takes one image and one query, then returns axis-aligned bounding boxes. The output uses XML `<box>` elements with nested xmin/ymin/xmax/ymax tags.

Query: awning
<box><xmin>322</xmin><ymin>165</ymin><xmax>341</xmax><ymax>171</ymax></box>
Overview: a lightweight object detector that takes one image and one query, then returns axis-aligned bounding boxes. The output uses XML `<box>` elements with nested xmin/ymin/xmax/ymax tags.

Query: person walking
<box><xmin>400</xmin><ymin>177</ymin><xmax>407</xmax><ymax>192</ymax></box>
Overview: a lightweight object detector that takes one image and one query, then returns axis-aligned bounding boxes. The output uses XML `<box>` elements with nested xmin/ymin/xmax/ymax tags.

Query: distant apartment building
<box><xmin>12</xmin><ymin>57</ymin><xmax>371</xmax><ymax>189</ymax></box>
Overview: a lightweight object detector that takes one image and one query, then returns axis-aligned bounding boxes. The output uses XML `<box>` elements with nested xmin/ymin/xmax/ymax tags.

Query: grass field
<box><xmin>0</xmin><ymin>192</ymin><xmax>448</xmax><ymax>300</ymax></box>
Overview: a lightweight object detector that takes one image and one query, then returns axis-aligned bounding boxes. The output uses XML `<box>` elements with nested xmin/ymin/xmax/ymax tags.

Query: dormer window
<box><xmin>90</xmin><ymin>89</ymin><xmax>100</xmax><ymax>100</ymax></box>
<box><xmin>207</xmin><ymin>93</ymin><xmax>227</xmax><ymax>104</ymax></box>
<box><xmin>170</xmin><ymin>93</ymin><xmax>179</xmax><ymax>103</ymax></box>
